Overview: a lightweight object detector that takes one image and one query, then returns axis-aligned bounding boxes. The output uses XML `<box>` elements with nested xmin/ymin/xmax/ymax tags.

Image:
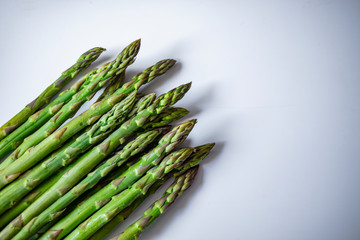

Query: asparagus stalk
<box><xmin>28</xmin><ymin>121</ymin><xmax>194</xmax><ymax>240</ymax></box>
<box><xmin>0</xmin><ymin>141</ymin><xmax>90</xmax><ymax>230</ymax></box>
<box><xmin>30</xmin><ymin>139</ymin><xmax>205</xmax><ymax>240</ymax></box>
<box><xmin>88</xmin><ymin>179</ymin><xmax>167</xmax><ymax>240</ymax></box>
<box><xmin>64</xmin><ymin>147</ymin><xmax>194</xmax><ymax>240</ymax></box>
<box><xmin>0</xmin><ymin>48</ymin><xmax>106</xmax><ymax>162</ymax></box>
<box><xmin>29</xmin><ymin>176</ymin><xmax>152</xmax><ymax>240</ymax></box>
<box><xmin>0</xmin><ymin>129</ymin><xmax>91</xmax><ymax>226</ymax></box>
<box><xmin>0</xmin><ymin>166</ymin><xmax>68</xmax><ymax>229</ymax></box>
<box><xmin>12</xmin><ymin>129</ymin><xmax>165</xmax><ymax>240</ymax></box>
<box><xmin>114</xmin><ymin>167</ymin><xmax>199</xmax><ymax>240</ymax></box>
<box><xmin>0</xmin><ymin>92</ymin><xmax>185</xmax><ymax>218</ymax></box>
<box><xmin>89</xmin><ymin>143</ymin><xmax>215</xmax><ymax>240</ymax></box>
<box><xmin>0</xmin><ymin>47</ymin><xmax>105</xmax><ymax>142</ymax></box>
<box><xmin>142</xmin><ymin>107</ymin><xmax>190</xmax><ymax>129</ymax></box>
<box><xmin>41</xmin><ymin>119</ymin><xmax>196</xmax><ymax>240</ymax></box>
<box><xmin>0</xmin><ymin>92</ymin><xmax>136</xmax><ymax>216</ymax></box>
<box><xmin>27</xmin><ymin>222</ymin><xmax>54</xmax><ymax>240</ymax></box>
<box><xmin>47</xmin><ymin>114</ymin><xmax>191</xmax><ymax>235</ymax></box>
<box><xmin>97</xmin><ymin>72</ymin><xmax>126</xmax><ymax>102</ymax></box>
<box><xmin>127</xmin><ymin>94</ymin><xmax>156</xmax><ymax>118</ymax></box>
<box><xmin>0</xmin><ymin>40</ymin><xmax>140</xmax><ymax>171</ymax></box>
<box><xmin>174</xmin><ymin>143</ymin><xmax>215</xmax><ymax>176</ymax></box>
<box><xmin>0</xmin><ymin>58</ymin><xmax>177</xmax><ymax>188</ymax></box>
<box><xmin>31</xmin><ymin>145</ymin><xmax>214</xmax><ymax>240</ymax></box>
<box><xmin>0</xmin><ymin>84</ymin><xmax>191</xmax><ymax>240</ymax></box>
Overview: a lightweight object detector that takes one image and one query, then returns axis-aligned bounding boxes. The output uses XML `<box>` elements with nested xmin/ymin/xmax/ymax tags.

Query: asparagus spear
<box><xmin>88</xmin><ymin>179</ymin><xmax>167</xmax><ymax>240</ymax></box>
<box><xmin>113</xmin><ymin>167</ymin><xmax>199</xmax><ymax>240</ymax></box>
<box><xmin>0</xmin><ymin>58</ymin><xmax>177</xmax><ymax>188</ymax></box>
<box><xmin>0</xmin><ymin>47</ymin><xmax>105</xmax><ymax>142</ymax></box>
<box><xmin>142</xmin><ymin>107</ymin><xmax>190</xmax><ymax>129</ymax></box>
<box><xmin>0</xmin><ymin>84</ymin><xmax>191</xmax><ymax>240</ymax></box>
<box><xmin>12</xmin><ymin>129</ymin><xmax>165</xmax><ymax>240</ymax></box>
<box><xmin>32</xmin><ymin>144</ymin><xmax>213</xmax><ymax>240</ymax></box>
<box><xmin>64</xmin><ymin>147</ymin><xmax>194</xmax><ymax>240</ymax></box>
<box><xmin>28</xmin><ymin>122</ymin><xmax>194</xmax><ymax>240</ymax></box>
<box><xmin>0</xmin><ymin>117</ymin><xmax>158</xmax><ymax>231</ymax></box>
<box><xmin>0</xmin><ymin>129</ymin><xmax>90</xmax><ymax>225</ymax></box>
<box><xmin>0</xmin><ymin>166</ymin><xmax>68</xmax><ymax>229</ymax></box>
<box><xmin>0</xmin><ymin>92</ymin><xmax>185</xmax><ymax>217</ymax></box>
<box><xmin>41</xmin><ymin>119</ymin><xmax>196</xmax><ymax>240</ymax></box>
<box><xmin>174</xmin><ymin>143</ymin><xmax>215</xmax><ymax>176</ymax></box>
<box><xmin>29</xmin><ymin>137</ymin><xmax>204</xmax><ymax>240</ymax></box>
<box><xmin>127</xmin><ymin>94</ymin><xmax>155</xmax><ymax>118</ymax></box>
<box><xmin>37</xmin><ymin>106</ymin><xmax>190</xmax><ymax>235</ymax></box>
<box><xmin>0</xmin><ymin>92</ymin><xmax>136</xmax><ymax>216</ymax></box>
<box><xmin>89</xmin><ymin>143</ymin><xmax>215</xmax><ymax>240</ymax></box>
<box><xmin>97</xmin><ymin>72</ymin><xmax>126</xmax><ymax>102</ymax></box>
<box><xmin>27</xmin><ymin>222</ymin><xmax>54</xmax><ymax>240</ymax></box>
<box><xmin>29</xmin><ymin>175</ymin><xmax>151</xmax><ymax>240</ymax></box>
<box><xmin>0</xmin><ymin>40</ymin><xmax>140</xmax><ymax>170</ymax></box>
<box><xmin>0</xmin><ymin>140</ymin><xmax>90</xmax><ymax>230</ymax></box>
<box><xmin>0</xmin><ymin>49</ymin><xmax>106</xmax><ymax>162</ymax></box>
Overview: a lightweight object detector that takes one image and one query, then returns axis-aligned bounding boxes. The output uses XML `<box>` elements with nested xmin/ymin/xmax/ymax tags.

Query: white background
<box><xmin>1</xmin><ymin>0</ymin><xmax>360</xmax><ymax>239</ymax></box>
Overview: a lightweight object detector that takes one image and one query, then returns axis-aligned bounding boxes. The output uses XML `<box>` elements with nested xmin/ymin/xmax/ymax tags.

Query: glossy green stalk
<box><xmin>42</xmin><ymin>119</ymin><xmax>195</xmax><ymax>240</ymax></box>
<box><xmin>142</xmin><ymin>107</ymin><xmax>189</xmax><ymax>129</ymax></box>
<box><xmin>88</xmin><ymin>178</ymin><xmax>167</xmax><ymax>240</ymax></box>
<box><xmin>0</xmin><ymin>166</ymin><xmax>68</xmax><ymax>229</ymax></box>
<box><xmin>0</xmin><ymin>47</ymin><xmax>105</xmax><ymax>142</ymax></box>
<box><xmin>97</xmin><ymin>72</ymin><xmax>126</xmax><ymax>102</ymax></box>
<box><xmin>12</xmin><ymin>129</ymin><xmax>163</xmax><ymax>240</ymax></box>
<box><xmin>0</xmin><ymin>84</ymin><xmax>191</xmax><ymax>240</ymax></box>
<box><xmin>90</xmin><ymin>143</ymin><xmax>215</xmax><ymax>240</ymax></box>
<box><xmin>0</xmin><ymin>92</ymin><xmax>136</xmax><ymax>217</ymax></box>
<box><xmin>174</xmin><ymin>143</ymin><xmax>215</xmax><ymax>177</ymax></box>
<box><xmin>0</xmin><ymin>57</ymin><xmax>177</xmax><ymax>189</ymax></box>
<box><xmin>27</xmin><ymin>222</ymin><xmax>54</xmax><ymax>240</ymax></box>
<box><xmin>64</xmin><ymin>148</ymin><xmax>194</xmax><ymax>240</ymax></box>
<box><xmin>0</xmin><ymin>40</ymin><xmax>140</xmax><ymax>171</ymax></box>
<box><xmin>113</xmin><ymin>167</ymin><xmax>199</xmax><ymax>240</ymax></box>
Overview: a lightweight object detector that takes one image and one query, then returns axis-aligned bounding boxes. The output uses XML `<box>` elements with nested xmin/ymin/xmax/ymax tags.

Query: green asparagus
<box><xmin>174</xmin><ymin>143</ymin><xmax>215</xmax><ymax>176</ymax></box>
<box><xmin>89</xmin><ymin>143</ymin><xmax>215</xmax><ymax>240</ymax></box>
<box><xmin>0</xmin><ymin>40</ymin><xmax>140</xmax><ymax>171</ymax></box>
<box><xmin>0</xmin><ymin>47</ymin><xmax>105</xmax><ymax>142</ymax></box>
<box><xmin>88</xmin><ymin>178</ymin><xmax>167</xmax><ymax>240</ymax></box>
<box><xmin>0</xmin><ymin>58</ymin><xmax>177</xmax><ymax>189</ymax></box>
<box><xmin>64</xmin><ymin>147</ymin><xmax>195</xmax><ymax>240</ymax></box>
<box><xmin>0</xmin><ymin>49</ymin><xmax>107</xmax><ymax>162</ymax></box>
<box><xmin>142</xmin><ymin>107</ymin><xmax>190</xmax><ymax>129</ymax></box>
<box><xmin>0</xmin><ymin>83</ymin><xmax>191</xmax><ymax>239</ymax></box>
<box><xmin>0</xmin><ymin>39</ymin><xmax>217</xmax><ymax>240</ymax></box>
<box><xmin>0</xmin><ymin>92</ymin><xmax>136</xmax><ymax>216</ymax></box>
<box><xmin>41</xmin><ymin>119</ymin><xmax>195</xmax><ymax>240</ymax></box>
<box><xmin>0</xmin><ymin>166</ymin><xmax>68</xmax><ymax>229</ymax></box>
<box><xmin>113</xmin><ymin>167</ymin><xmax>199</xmax><ymax>240</ymax></box>
<box><xmin>12</xmin><ymin>129</ymin><xmax>164</xmax><ymax>240</ymax></box>
<box><xmin>97</xmin><ymin>72</ymin><xmax>126</xmax><ymax>102</ymax></box>
<box><xmin>0</xmin><ymin>91</ymin><xmax>185</xmax><ymax>218</ymax></box>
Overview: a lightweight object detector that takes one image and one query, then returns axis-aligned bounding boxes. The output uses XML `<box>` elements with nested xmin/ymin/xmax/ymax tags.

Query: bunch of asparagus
<box><xmin>0</xmin><ymin>39</ymin><xmax>215</xmax><ymax>240</ymax></box>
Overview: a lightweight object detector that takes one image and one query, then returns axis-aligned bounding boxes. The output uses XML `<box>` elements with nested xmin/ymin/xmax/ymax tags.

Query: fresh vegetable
<box><xmin>0</xmin><ymin>47</ymin><xmax>105</xmax><ymax>143</ymax></box>
<box><xmin>0</xmin><ymin>92</ymin><xmax>136</xmax><ymax>216</ymax></box>
<box><xmin>64</xmin><ymin>147</ymin><xmax>195</xmax><ymax>240</ymax></box>
<box><xmin>0</xmin><ymin>40</ymin><xmax>139</xmax><ymax>171</ymax></box>
<box><xmin>114</xmin><ymin>167</ymin><xmax>199</xmax><ymax>240</ymax></box>
<box><xmin>89</xmin><ymin>143</ymin><xmax>215</xmax><ymax>240</ymax></box>
<box><xmin>11</xmin><ymin>129</ymin><xmax>164</xmax><ymax>240</ymax></box>
<box><xmin>0</xmin><ymin>40</ymin><xmax>216</xmax><ymax>240</ymax></box>
<box><xmin>41</xmin><ymin>119</ymin><xmax>196</xmax><ymax>240</ymax></box>
<box><xmin>0</xmin><ymin>84</ymin><xmax>191</xmax><ymax>239</ymax></box>
<box><xmin>0</xmin><ymin>57</ymin><xmax>176</xmax><ymax>189</ymax></box>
